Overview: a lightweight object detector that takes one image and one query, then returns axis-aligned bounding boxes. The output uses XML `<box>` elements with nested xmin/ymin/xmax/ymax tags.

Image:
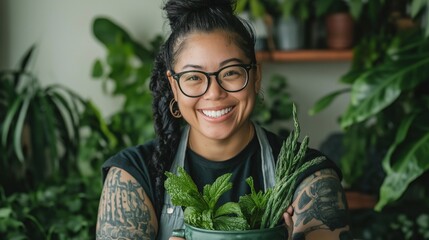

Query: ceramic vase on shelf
<box><xmin>275</xmin><ymin>16</ymin><xmax>304</xmax><ymax>50</ymax></box>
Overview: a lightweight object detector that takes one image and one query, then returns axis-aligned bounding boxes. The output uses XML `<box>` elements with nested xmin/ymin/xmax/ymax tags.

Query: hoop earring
<box><xmin>169</xmin><ymin>99</ymin><xmax>182</xmax><ymax>118</ymax></box>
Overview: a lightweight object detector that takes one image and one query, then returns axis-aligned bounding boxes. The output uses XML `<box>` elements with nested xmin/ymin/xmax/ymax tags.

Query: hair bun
<box><xmin>164</xmin><ymin>0</ymin><xmax>235</xmax><ymax>29</ymax></box>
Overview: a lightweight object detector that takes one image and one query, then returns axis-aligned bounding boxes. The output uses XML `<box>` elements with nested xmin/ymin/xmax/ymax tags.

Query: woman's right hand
<box><xmin>283</xmin><ymin>206</ymin><xmax>294</xmax><ymax>240</ymax></box>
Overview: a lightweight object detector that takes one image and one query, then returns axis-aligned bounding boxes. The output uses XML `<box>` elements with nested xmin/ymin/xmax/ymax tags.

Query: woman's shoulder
<box><xmin>100</xmin><ymin>140</ymin><xmax>158</xmax><ymax>199</ymax></box>
<box><xmin>103</xmin><ymin>140</ymin><xmax>157</xmax><ymax>168</ymax></box>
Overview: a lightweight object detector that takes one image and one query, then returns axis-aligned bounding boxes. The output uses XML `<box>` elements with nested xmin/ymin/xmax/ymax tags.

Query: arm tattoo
<box><xmin>96</xmin><ymin>167</ymin><xmax>157</xmax><ymax>240</ymax></box>
<box><xmin>291</xmin><ymin>169</ymin><xmax>352</xmax><ymax>239</ymax></box>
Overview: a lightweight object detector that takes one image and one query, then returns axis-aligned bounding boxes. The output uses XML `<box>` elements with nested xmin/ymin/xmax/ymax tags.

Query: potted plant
<box><xmin>0</xmin><ymin>45</ymin><xmax>87</xmax><ymax>193</ymax></box>
<box><xmin>236</xmin><ymin>0</ymin><xmax>279</xmax><ymax>51</ymax></box>
<box><xmin>274</xmin><ymin>0</ymin><xmax>312</xmax><ymax>50</ymax></box>
<box><xmin>91</xmin><ymin>17</ymin><xmax>163</xmax><ymax>149</ymax></box>
<box><xmin>314</xmin><ymin>0</ymin><xmax>358</xmax><ymax>49</ymax></box>
<box><xmin>310</xmin><ymin>0</ymin><xmax>429</xmax><ymax>238</ymax></box>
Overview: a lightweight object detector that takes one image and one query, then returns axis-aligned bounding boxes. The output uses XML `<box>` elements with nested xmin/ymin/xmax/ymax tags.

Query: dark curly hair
<box><xmin>148</xmin><ymin>0</ymin><xmax>257</xmax><ymax>213</ymax></box>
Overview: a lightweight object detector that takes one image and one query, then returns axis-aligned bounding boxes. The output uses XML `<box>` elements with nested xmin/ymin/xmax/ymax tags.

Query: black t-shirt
<box><xmin>184</xmin><ymin>135</ymin><xmax>262</xmax><ymax>207</ymax></box>
<box><xmin>101</xmin><ymin>127</ymin><xmax>341</xmax><ymax>220</ymax></box>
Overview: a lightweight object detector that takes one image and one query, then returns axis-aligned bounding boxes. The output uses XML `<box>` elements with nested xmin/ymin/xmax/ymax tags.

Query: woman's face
<box><xmin>168</xmin><ymin>30</ymin><xmax>261</xmax><ymax>142</ymax></box>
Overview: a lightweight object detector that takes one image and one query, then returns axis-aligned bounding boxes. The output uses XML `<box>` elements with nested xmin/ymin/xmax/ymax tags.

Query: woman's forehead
<box><xmin>173</xmin><ymin>31</ymin><xmax>247</xmax><ymax>70</ymax></box>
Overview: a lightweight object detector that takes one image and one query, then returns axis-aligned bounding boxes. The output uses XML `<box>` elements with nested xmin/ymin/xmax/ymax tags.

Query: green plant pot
<box><xmin>171</xmin><ymin>224</ymin><xmax>287</xmax><ymax>240</ymax></box>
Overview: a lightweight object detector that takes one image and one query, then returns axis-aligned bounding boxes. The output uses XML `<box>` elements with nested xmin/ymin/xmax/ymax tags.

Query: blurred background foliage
<box><xmin>0</xmin><ymin>16</ymin><xmax>162</xmax><ymax>239</ymax></box>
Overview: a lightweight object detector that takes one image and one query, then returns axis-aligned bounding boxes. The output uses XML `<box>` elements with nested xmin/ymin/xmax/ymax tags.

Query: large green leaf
<box><xmin>341</xmin><ymin>56</ymin><xmax>429</xmax><ymax>128</ymax></box>
<box><xmin>1</xmin><ymin>95</ymin><xmax>24</xmax><ymax>148</ymax></box>
<box><xmin>375</xmin><ymin>115</ymin><xmax>429</xmax><ymax>211</ymax></box>
<box><xmin>249</xmin><ymin>0</ymin><xmax>265</xmax><ymax>18</ymax></box>
<box><xmin>164</xmin><ymin>167</ymin><xmax>208</xmax><ymax>210</ymax></box>
<box><xmin>37</xmin><ymin>93</ymin><xmax>59</xmax><ymax>174</ymax></box>
<box><xmin>308</xmin><ymin>88</ymin><xmax>349</xmax><ymax>116</ymax></box>
<box><xmin>235</xmin><ymin>0</ymin><xmax>249</xmax><ymax>13</ymax></box>
<box><xmin>348</xmin><ymin>0</ymin><xmax>363</xmax><ymax>20</ymax></box>
<box><xmin>93</xmin><ymin>17</ymin><xmax>151</xmax><ymax>62</ymax></box>
<box><xmin>13</xmin><ymin>93</ymin><xmax>32</xmax><ymax>163</ymax></box>
<box><xmin>203</xmin><ymin>173</ymin><xmax>233</xmax><ymax>209</ymax></box>
<box><xmin>46</xmin><ymin>91</ymin><xmax>78</xmax><ymax>171</ymax></box>
<box><xmin>92</xmin><ymin>17</ymin><xmax>133</xmax><ymax>47</ymax></box>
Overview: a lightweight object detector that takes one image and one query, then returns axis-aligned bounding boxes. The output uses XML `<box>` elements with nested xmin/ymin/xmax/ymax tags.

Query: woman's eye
<box><xmin>185</xmin><ymin>75</ymin><xmax>201</xmax><ymax>81</ymax></box>
<box><xmin>223</xmin><ymin>70</ymin><xmax>239</xmax><ymax>77</ymax></box>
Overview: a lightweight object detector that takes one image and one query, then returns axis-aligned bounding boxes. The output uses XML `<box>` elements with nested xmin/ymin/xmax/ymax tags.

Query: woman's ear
<box><xmin>167</xmin><ymin>70</ymin><xmax>178</xmax><ymax>100</ymax></box>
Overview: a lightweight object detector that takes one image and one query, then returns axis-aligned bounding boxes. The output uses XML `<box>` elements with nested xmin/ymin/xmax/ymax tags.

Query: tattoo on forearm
<box><xmin>96</xmin><ymin>168</ymin><xmax>156</xmax><ymax>239</ymax></box>
<box><xmin>292</xmin><ymin>169</ymin><xmax>351</xmax><ymax>239</ymax></box>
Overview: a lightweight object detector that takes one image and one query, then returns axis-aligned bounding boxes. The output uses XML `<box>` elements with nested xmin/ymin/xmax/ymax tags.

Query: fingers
<box><xmin>283</xmin><ymin>206</ymin><xmax>294</xmax><ymax>240</ymax></box>
<box><xmin>169</xmin><ymin>237</ymin><xmax>185</xmax><ymax>240</ymax></box>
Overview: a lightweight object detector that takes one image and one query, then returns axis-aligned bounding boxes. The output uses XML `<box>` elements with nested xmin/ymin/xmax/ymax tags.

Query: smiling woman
<box><xmin>96</xmin><ymin>0</ymin><xmax>352</xmax><ymax>239</ymax></box>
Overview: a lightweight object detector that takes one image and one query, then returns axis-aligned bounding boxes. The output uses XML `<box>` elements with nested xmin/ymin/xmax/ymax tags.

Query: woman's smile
<box><xmin>200</xmin><ymin>106</ymin><xmax>234</xmax><ymax>119</ymax></box>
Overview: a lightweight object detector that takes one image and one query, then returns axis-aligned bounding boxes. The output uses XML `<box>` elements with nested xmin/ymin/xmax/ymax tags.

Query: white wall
<box><xmin>0</xmin><ymin>0</ymin><xmax>349</xmax><ymax>149</ymax></box>
<box><xmin>1</xmin><ymin>0</ymin><xmax>166</xmax><ymax>117</ymax></box>
<box><xmin>261</xmin><ymin>62</ymin><xmax>349</xmax><ymax>149</ymax></box>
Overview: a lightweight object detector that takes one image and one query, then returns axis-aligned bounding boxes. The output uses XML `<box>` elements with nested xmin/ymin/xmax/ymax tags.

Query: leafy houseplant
<box><xmin>0</xmin><ymin>45</ymin><xmax>115</xmax><ymax>239</ymax></box>
<box><xmin>91</xmin><ymin>17</ymin><xmax>163</xmax><ymax>150</ymax></box>
<box><xmin>310</xmin><ymin>0</ymin><xmax>429</xmax><ymax>238</ymax></box>
<box><xmin>251</xmin><ymin>73</ymin><xmax>293</xmax><ymax>137</ymax></box>
<box><xmin>0</xmin><ymin>45</ymin><xmax>86</xmax><ymax>193</ymax></box>
<box><xmin>235</xmin><ymin>0</ymin><xmax>279</xmax><ymax>51</ymax></box>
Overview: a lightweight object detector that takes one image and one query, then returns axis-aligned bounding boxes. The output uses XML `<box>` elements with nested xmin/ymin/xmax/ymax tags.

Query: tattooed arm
<box><xmin>291</xmin><ymin>168</ymin><xmax>353</xmax><ymax>240</ymax></box>
<box><xmin>96</xmin><ymin>167</ymin><xmax>158</xmax><ymax>240</ymax></box>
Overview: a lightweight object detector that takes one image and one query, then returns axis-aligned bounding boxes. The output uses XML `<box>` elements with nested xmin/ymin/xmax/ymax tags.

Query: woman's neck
<box><xmin>187</xmin><ymin>123</ymin><xmax>255</xmax><ymax>161</ymax></box>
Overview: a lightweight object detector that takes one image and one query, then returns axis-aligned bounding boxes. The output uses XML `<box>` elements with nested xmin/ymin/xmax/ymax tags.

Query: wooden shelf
<box><xmin>345</xmin><ymin>191</ymin><xmax>377</xmax><ymax>210</ymax></box>
<box><xmin>256</xmin><ymin>50</ymin><xmax>353</xmax><ymax>62</ymax></box>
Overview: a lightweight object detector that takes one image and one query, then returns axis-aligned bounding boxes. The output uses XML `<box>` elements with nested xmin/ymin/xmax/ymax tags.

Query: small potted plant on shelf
<box><xmin>314</xmin><ymin>0</ymin><xmax>359</xmax><ymax>49</ymax></box>
<box><xmin>236</xmin><ymin>0</ymin><xmax>278</xmax><ymax>51</ymax></box>
<box><xmin>275</xmin><ymin>0</ymin><xmax>312</xmax><ymax>50</ymax></box>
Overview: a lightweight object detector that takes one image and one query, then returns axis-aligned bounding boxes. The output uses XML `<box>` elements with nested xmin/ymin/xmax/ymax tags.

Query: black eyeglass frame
<box><xmin>170</xmin><ymin>63</ymin><xmax>256</xmax><ymax>98</ymax></box>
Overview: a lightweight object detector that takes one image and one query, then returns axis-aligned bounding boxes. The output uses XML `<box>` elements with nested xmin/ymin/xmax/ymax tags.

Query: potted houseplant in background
<box><xmin>310</xmin><ymin>0</ymin><xmax>429</xmax><ymax>238</ymax></box>
<box><xmin>314</xmin><ymin>0</ymin><xmax>358</xmax><ymax>49</ymax></box>
<box><xmin>0</xmin><ymin>44</ymin><xmax>115</xmax><ymax>239</ymax></box>
<box><xmin>236</xmin><ymin>0</ymin><xmax>279</xmax><ymax>51</ymax></box>
<box><xmin>274</xmin><ymin>0</ymin><xmax>312</xmax><ymax>50</ymax></box>
<box><xmin>0</xmin><ymin>45</ymin><xmax>85</xmax><ymax>193</ymax></box>
<box><xmin>91</xmin><ymin>17</ymin><xmax>163</xmax><ymax>150</ymax></box>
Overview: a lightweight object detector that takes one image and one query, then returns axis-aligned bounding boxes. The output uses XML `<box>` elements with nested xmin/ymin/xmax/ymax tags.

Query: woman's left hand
<box><xmin>283</xmin><ymin>206</ymin><xmax>294</xmax><ymax>240</ymax></box>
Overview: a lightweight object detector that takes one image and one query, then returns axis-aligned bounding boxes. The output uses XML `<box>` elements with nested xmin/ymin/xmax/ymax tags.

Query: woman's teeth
<box><xmin>202</xmin><ymin>107</ymin><xmax>232</xmax><ymax>118</ymax></box>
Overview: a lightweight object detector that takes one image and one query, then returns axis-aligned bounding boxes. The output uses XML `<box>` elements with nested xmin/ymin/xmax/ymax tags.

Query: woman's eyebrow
<box><xmin>219</xmin><ymin>58</ymin><xmax>244</xmax><ymax>67</ymax></box>
<box><xmin>180</xmin><ymin>58</ymin><xmax>244</xmax><ymax>71</ymax></box>
<box><xmin>181</xmin><ymin>64</ymin><xmax>203</xmax><ymax>70</ymax></box>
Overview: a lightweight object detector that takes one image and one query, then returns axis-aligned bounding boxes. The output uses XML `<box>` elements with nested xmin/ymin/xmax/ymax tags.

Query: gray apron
<box><xmin>157</xmin><ymin>124</ymin><xmax>276</xmax><ymax>240</ymax></box>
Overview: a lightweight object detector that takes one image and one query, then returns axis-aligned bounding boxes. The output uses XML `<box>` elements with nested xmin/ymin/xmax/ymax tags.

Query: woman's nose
<box><xmin>203</xmin><ymin>76</ymin><xmax>227</xmax><ymax>100</ymax></box>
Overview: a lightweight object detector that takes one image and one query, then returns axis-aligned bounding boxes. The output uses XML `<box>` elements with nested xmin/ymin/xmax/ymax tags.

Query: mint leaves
<box><xmin>165</xmin><ymin>168</ymin><xmax>248</xmax><ymax>230</ymax></box>
<box><xmin>239</xmin><ymin>177</ymin><xmax>272</xmax><ymax>229</ymax></box>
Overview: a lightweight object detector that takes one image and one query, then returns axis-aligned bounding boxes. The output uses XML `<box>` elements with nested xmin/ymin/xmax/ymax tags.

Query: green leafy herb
<box><xmin>238</xmin><ymin>177</ymin><xmax>271</xmax><ymax>229</ymax></box>
<box><xmin>164</xmin><ymin>167</ymin><xmax>248</xmax><ymax>230</ymax></box>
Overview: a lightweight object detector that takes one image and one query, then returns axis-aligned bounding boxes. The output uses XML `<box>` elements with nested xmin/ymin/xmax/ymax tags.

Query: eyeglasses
<box><xmin>170</xmin><ymin>63</ymin><xmax>256</xmax><ymax>98</ymax></box>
